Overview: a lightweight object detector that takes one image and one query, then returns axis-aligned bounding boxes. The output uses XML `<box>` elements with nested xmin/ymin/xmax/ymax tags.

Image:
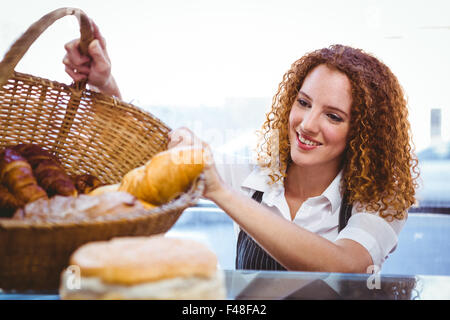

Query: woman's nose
<box><xmin>300</xmin><ymin>109</ymin><xmax>320</xmax><ymax>134</ymax></box>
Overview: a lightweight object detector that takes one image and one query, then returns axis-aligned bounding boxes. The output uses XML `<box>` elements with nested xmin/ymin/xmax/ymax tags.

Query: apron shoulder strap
<box><xmin>338</xmin><ymin>192</ymin><xmax>353</xmax><ymax>232</ymax></box>
<box><xmin>251</xmin><ymin>190</ymin><xmax>264</xmax><ymax>202</ymax></box>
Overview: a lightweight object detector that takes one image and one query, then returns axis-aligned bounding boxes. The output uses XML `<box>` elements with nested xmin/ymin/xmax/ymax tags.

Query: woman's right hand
<box><xmin>63</xmin><ymin>19</ymin><xmax>121</xmax><ymax>98</ymax></box>
<box><xmin>168</xmin><ymin>127</ymin><xmax>227</xmax><ymax>201</ymax></box>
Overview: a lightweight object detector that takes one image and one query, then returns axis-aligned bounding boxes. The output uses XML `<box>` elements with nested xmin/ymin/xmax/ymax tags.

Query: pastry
<box><xmin>0</xmin><ymin>184</ymin><xmax>22</xmax><ymax>217</ymax></box>
<box><xmin>88</xmin><ymin>184</ymin><xmax>120</xmax><ymax>196</ymax></box>
<box><xmin>0</xmin><ymin>148</ymin><xmax>47</xmax><ymax>205</ymax></box>
<box><xmin>72</xmin><ymin>173</ymin><xmax>104</xmax><ymax>194</ymax></box>
<box><xmin>89</xmin><ymin>184</ymin><xmax>156</xmax><ymax>210</ymax></box>
<box><xmin>119</xmin><ymin>146</ymin><xmax>206</xmax><ymax>205</ymax></box>
<box><xmin>12</xmin><ymin>144</ymin><xmax>77</xmax><ymax>197</ymax></box>
<box><xmin>59</xmin><ymin>235</ymin><xmax>226</xmax><ymax>300</ymax></box>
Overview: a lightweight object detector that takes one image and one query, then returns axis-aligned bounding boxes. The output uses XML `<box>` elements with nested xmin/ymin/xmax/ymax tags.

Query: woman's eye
<box><xmin>327</xmin><ymin>113</ymin><xmax>343</xmax><ymax>122</ymax></box>
<box><xmin>297</xmin><ymin>99</ymin><xmax>309</xmax><ymax>107</ymax></box>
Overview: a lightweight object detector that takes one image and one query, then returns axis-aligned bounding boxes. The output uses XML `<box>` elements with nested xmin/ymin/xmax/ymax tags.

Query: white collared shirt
<box><xmin>213</xmin><ymin>150</ymin><xmax>407</xmax><ymax>269</ymax></box>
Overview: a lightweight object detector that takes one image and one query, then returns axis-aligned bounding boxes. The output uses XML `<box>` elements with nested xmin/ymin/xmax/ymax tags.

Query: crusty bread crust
<box><xmin>59</xmin><ymin>269</ymin><xmax>226</xmax><ymax>300</ymax></box>
<box><xmin>118</xmin><ymin>146</ymin><xmax>206</xmax><ymax>205</ymax></box>
<box><xmin>69</xmin><ymin>235</ymin><xmax>218</xmax><ymax>285</ymax></box>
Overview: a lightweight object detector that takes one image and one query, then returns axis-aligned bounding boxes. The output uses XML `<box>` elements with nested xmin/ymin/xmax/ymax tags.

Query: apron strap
<box><xmin>236</xmin><ymin>189</ymin><xmax>353</xmax><ymax>270</ymax></box>
<box><xmin>338</xmin><ymin>191</ymin><xmax>353</xmax><ymax>232</ymax></box>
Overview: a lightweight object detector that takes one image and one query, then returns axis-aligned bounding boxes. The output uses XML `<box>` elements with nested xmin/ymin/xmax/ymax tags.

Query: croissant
<box><xmin>0</xmin><ymin>148</ymin><xmax>47</xmax><ymax>205</ymax></box>
<box><xmin>13</xmin><ymin>144</ymin><xmax>77</xmax><ymax>197</ymax></box>
<box><xmin>118</xmin><ymin>146</ymin><xmax>206</xmax><ymax>205</ymax></box>
<box><xmin>0</xmin><ymin>184</ymin><xmax>22</xmax><ymax>217</ymax></box>
<box><xmin>72</xmin><ymin>173</ymin><xmax>104</xmax><ymax>194</ymax></box>
<box><xmin>12</xmin><ymin>144</ymin><xmax>52</xmax><ymax>168</ymax></box>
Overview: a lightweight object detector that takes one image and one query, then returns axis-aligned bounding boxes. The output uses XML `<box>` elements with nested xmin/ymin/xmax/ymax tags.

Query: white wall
<box><xmin>1</xmin><ymin>0</ymin><xmax>449</xmax><ymax>151</ymax></box>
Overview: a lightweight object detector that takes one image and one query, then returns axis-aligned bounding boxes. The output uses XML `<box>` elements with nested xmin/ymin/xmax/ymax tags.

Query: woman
<box><xmin>64</xmin><ymin>23</ymin><xmax>419</xmax><ymax>273</ymax></box>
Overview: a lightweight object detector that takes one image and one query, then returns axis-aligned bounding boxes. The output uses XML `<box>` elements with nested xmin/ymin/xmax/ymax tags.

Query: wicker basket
<box><xmin>0</xmin><ymin>8</ymin><xmax>204</xmax><ymax>291</ymax></box>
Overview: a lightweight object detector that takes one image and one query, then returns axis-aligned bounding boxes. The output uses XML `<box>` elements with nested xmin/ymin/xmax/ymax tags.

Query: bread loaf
<box><xmin>118</xmin><ymin>146</ymin><xmax>205</xmax><ymax>205</ymax></box>
<box><xmin>60</xmin><ymin>235</ymin><xmax>226</xmax><ymax>299</ymax></box>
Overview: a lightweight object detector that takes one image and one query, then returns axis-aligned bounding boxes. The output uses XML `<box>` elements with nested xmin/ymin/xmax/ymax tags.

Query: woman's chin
<box><xmin>289</xmin><ymin>151</ymin><xmax>317</xmax><ymax>168</ymax></box>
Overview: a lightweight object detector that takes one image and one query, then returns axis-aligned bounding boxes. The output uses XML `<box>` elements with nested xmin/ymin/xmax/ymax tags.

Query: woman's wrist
<box><xmin>204</xmin><ymin>179</ymin><xmax>232</xmax><ymax>205</ymax></box>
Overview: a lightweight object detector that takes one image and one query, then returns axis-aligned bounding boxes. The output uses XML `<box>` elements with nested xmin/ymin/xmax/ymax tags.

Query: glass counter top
<box><xmin>1</xmin><ymin>269</ymin><xmax>449</xmax><ymax>300</ymax></box>
<box><xmin>224</xmin><ymin>270</ymin><xmax>450</xmax><ymax>300</ymax></box>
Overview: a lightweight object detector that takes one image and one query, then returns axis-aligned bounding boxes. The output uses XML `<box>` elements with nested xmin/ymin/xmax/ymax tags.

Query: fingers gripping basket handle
<box><xmin>0</xmin><ymin>7</ymin><xmax>94</xmax><ymax>88</ymax></box>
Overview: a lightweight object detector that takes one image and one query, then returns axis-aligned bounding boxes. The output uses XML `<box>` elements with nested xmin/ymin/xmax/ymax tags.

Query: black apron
<box><xmin>235</xmin><ymin>190</ymin><xmax>353</xmax><ymax>270</ymax></box>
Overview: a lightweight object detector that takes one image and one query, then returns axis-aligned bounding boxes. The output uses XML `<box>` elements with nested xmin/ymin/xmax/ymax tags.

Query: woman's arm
<box><xmin>63</xmin><ymin>20</ymin><xmax>122</xmax><ymax>99</ymax></box>
<box><xmin>169</xmin><ymin>127</ymin><xmax>373</xmax><ymax>274</ymax></box>
<box><xmin>210</xmin><ymin>184</ymin><xmax>373</xmax><ymax>273</ymax></box>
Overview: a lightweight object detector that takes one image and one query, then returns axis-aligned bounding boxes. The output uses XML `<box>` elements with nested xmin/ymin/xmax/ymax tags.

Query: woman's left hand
<box><xmin>167</xmin><ymin>127</ymin><xmax>227</xmax><ymax>200</ymax></box>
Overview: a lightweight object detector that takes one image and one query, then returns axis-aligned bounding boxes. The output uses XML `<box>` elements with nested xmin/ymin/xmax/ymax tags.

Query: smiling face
<box><xmin>288</xmin><ymin>64</ymin><xmax>353</xmax><ymax>173</ymax></box>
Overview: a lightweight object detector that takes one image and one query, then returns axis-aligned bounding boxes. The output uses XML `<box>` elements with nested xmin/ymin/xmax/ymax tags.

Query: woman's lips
<box><xmin>296</xmin><ymin>132</ymin><xmax>321</xmax><ymax>151</ymax></box>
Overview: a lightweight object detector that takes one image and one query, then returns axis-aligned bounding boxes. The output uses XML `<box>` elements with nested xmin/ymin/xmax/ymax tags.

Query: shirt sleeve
<box><xmin>211</xmin><ymin>149</ymin><xmax>256</xmax><ymax>242</ymax></box>
<box><xmin>212</xmin><ymin>149</ymin><xmax>255</xmax><ymax>192</ymax></box>
<box><xmin>335</xmin><ymin>209</ymin><xmax>407</xmax><ymax>268</ymax></box>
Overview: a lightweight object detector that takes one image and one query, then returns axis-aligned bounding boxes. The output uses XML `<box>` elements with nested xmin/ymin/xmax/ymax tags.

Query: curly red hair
<box><xmin>256</xmin><ymin>45</ymin><xmax>419</xmax><ymax>221</ymax></box>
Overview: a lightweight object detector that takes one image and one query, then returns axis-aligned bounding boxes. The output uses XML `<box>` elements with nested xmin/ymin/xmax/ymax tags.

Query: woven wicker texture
<box><xmin>0</xmin><ymin>8</ymin><xmax>204</xmax><ymax>290</ymax></box>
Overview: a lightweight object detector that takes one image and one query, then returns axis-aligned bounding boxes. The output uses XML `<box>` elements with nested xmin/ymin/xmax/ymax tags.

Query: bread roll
<box><xmin>89</xmin><ymin>184</ymin><xmax>156</xmax><ymax>210</ymax></box>
<box><xmin>119</xmin><ymin>146</ymin><xmax>206</xmax><ymax>205</ymax></box>
<box><xmin>60</xmin><ymin>235</ymin><xmax>226</xmax><ymax>300</ymax></box>
<box><xmin>89</xmin><ymin>184</ymin><xmax>120</xmax><ymax>196</ymax></box>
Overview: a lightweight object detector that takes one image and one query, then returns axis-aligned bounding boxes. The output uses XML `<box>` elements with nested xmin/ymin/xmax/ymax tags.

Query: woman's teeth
<box><xmin>298</xmin><ymin>133</ymin><xmax>321</xmax><ymax>146</ymax></box>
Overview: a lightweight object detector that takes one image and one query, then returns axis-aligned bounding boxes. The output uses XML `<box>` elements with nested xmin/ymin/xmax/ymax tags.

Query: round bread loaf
<box><xmin>60</xmin><ymin>235</ymin><xmax>226</xmax><ymax>299</ymax></box>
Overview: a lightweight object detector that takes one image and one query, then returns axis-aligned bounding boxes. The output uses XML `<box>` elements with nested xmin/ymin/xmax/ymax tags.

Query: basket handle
<box><xmin>0</xmin><ymin>7</ymin><xmax>94</xmax><ymax>88</ymax></box>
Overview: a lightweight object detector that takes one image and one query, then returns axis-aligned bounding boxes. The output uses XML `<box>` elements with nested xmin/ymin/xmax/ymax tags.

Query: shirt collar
<box><xmin>240</xmin><ymin>166</ymin><xmax>343</xmax><ymax>213</ymax></box>
<box><xmin>240</xmin><ymin>166</ymin><xmax>283</xmax><ymax>193</ymax></box>
<box><xmin>322</xmin><ymin>170</ymin><xmax>343</xmax><ymax>214</ymax></box>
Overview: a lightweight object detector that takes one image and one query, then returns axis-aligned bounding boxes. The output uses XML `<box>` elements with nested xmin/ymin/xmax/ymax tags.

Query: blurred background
<box><xmin>1</xmin><ymin>0</ymin><xmax>449</xmax><ymax>276</ymax></box>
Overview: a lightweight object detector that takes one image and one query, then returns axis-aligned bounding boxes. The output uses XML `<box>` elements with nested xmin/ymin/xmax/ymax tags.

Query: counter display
<box><xmin>1</xmin><ymin>269</ymin><xmax>449</xmax><ymax>300</ymax></box>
